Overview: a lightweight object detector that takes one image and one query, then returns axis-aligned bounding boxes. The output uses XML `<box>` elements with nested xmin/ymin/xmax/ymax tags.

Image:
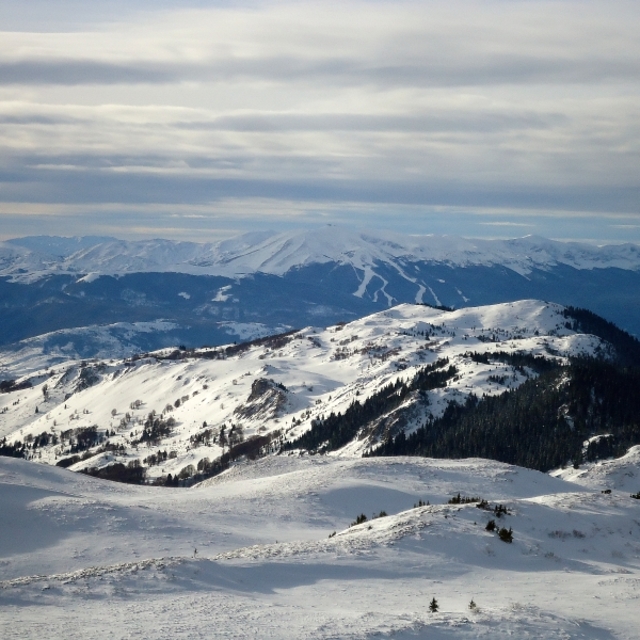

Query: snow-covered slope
<box><xmin>552</xmin><ymin>445</ymin><xmax>640</xmax><ymax>492</ymax></box>
<box><xmin>1</xmin><ymin>453</ymin><xmax>639</xmax><ymax>639</ymax></box>
<box><xmin>0</xmin><ymin>320</ymin><xmax>181</xmax><ymax>378</ymax></box>
<box><xmin>6</xmin><ymin>235</ymin><xmax>115</xmax><ymax>258</ymax></box>
<box><xmin>0</xmin><ymin>318</ymin><xmax>293</xmax><ymax>379</ymax></box>
<box><xmin>208</xmin><ymin>228</ymin><xmax>640</xmax><ymax>277</ymax></box>
<box><xmin>0</xmin><ymin>300</ymin><xmax>610</xmax><ymax>482</ymax></box>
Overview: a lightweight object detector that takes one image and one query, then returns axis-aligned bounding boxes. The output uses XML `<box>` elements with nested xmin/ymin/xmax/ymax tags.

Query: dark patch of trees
<box><xmin>350</xmin><ymin>514</ymin><xmax>368</xmax><ymax>527</ymax></box>
<box><xmin>75</xmin><ymin>364</ymin><xmax>104</xmax><ymax>391</ymax></box>
<box><xmin>134</xmin><ymin>412</ymin><xmax>175</xmax><ymax>445</ymax></box>
<box><xmin>56</xmin><ymin>454</ymin><xmax>82</xmax><ymax>468</ymax></box>
<box><xmin>448</xmin><ymin>493</ymin><xmax>480</xmax><ymax>505</ymax></box>
<box><xmin>498</xmin><ymin>527</ymin><xmax>513</xmax><ymax>543</ymax></box>
<box><xmin>466</xmin><ymin>351</ymin><xmax>556</xmax><ymax>374</ymax></box>
<box><xmin>564</xmin><ymin>306</ymin><xmax>640</xmax><ymax>366</ymax></box>
<box><xmin>56</xmin><ymin>426</ymin><xmax>105</xmax><ymax>454</ymax></box>
<box><xmin>190</xmin><ymin>428</ymin><xmax>216</xmax><ymax>447</ymax></box>
<box><xmin>0</xmin><ymin>437</ymin><xmax>26</xmax><ymax>457</ymax></box>
<box><xmin>370</xmin><ymin>358</ymin><xmax>640</xmax><ymax>472</ymax></box>
<box><xmin>0</xmin><ymin>379</ymin><xmax>32</xmax><ymax>393</ymax></box>
<box><xmin>144</xmin><ymin>450</ymin><xmax>169</xmax><ymax>466</ymax></box>
<box><xmin>418</xmin><ymin>302</ymin><xmax>455</xmax><ymax>312</ymax></box>
<box><xmin>282</xmin><ymin>359</ymin><xmax>456</xmax><ymax>453</ymax></box>
<box><xmin>56</xmin><ymin>441</ymin><xmax>125</xmax><ymax>468</ymax></box>
<box><xmin>154</xmin><ymin>329</ymin><xmax>300</xmax><ymax>362</ymax></box>
<box><xmin>167</xmin><ymin>432</ymin><xmax>279</xmax><ymax>486</ymax></box>
<box><xmin>0</xmin><ymin>431</ymin><xmax>58</xmax><ymax>459</ymax></box>
<box><xmin>81</xmin><ymin>460</ymin><xmax>146</xmax><ymax>484</ymax></box>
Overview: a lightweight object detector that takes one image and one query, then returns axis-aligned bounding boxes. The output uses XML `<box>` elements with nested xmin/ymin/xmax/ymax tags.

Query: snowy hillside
<box><xmin>1</xmin><ymin>453</ymin><xmax>640</xmax><ymax>639</ymax></box>
<box><xmin>552</xmin><ymin>445</ymin><xmax>640</xmax><ymax>492</ymax></box>
<box><xmin>0</xmin><ymin>319</ymin><xmax>291</xmax><ymax>379</ymax></box>
<box><xmin>0</xmin><ymin>300</ymin><xmax>614</xmax><ymax>484</ymax></box>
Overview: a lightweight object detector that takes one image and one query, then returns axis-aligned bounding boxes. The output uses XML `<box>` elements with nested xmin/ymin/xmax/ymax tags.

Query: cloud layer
<box><xmin>0</xmin><ymin>0</ymin><xmax>638</xmax><ymax>242</ymax></box>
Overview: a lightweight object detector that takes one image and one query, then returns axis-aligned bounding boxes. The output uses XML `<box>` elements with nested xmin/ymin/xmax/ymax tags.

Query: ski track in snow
<box><xmin>427</xmin><ymin>285</ymin><xmax>442</xmax><ymax>306</ymax></box>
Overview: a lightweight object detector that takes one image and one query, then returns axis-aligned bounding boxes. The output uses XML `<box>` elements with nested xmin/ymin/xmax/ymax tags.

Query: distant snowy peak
<box><xmin>2</xmin><ymin>227</ymin><xmax>640</xmax><ymax>281</ymax></box>
<box><xmin>183</xmin><ymin>228</ymin><xmax>640</xmax><ymax>277</ymax></box>
<box><xmin>61</xmin><ymin>238</ymin><xmax>216</xmax><ymax>275</ymax></box>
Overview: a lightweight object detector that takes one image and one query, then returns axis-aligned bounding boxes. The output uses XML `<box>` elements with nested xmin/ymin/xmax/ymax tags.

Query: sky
<box><xmin>0</xmin><ymin>0</ymin><xmax>639</xmax><ymax>244</ymax></box>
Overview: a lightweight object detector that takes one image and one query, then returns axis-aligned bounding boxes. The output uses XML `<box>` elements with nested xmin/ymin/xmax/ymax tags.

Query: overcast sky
<box><xmin>0</xmin><ymin>0</ymin><xmax>638</xmax><ymax>243</ymax></box>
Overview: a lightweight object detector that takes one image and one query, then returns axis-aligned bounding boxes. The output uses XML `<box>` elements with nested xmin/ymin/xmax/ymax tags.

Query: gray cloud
<box><xmin>175</xmin><ymin>111</ymin><xmax>567</xmax><ymax>134</ymax></box>
<box><xmin>0</xmin><ymin>60</ymin><xmax>182</xmax><ymax>86</ymax></box>
<box><xmin>0</xmin><ymin>1</ymin><xmax>638</xmax><ymax>243</ymax></box>
<box><xmin>0</xmin><ymin>108</ymin><xmax>566</xmax><ymax>134</ymax></box>
<box><xmin>1</xmin><ymin>54</ymin><xmax>638</xmax><ymax>88</ymax></box>
<box><xmin>1</xmin><ymin>157</ymin><xmax>638</xmax><ymax>217</ymax></box>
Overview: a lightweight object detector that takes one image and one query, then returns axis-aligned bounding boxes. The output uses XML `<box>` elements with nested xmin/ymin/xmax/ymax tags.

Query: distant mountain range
<box><xmin>1</xmin><ymin>227</ymin><xmax>639</xmax><ymax>374</ymax></box>
<box><xmin>5</xmin><ymin>228</ymin><xmax>640</xmax><ymax>278</ymax></box>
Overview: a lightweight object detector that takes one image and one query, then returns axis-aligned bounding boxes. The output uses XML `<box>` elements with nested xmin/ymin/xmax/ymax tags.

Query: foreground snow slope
<box><xmin>0</xmin><ymin>300</ymin><xmax>607</xmax><ymax>480</ymax></box>
<box><xmin>552</xmin><ymin>445</ymin><xmax>640</xmax><ymax>492</ymax></box>
<box><xmin>1</xmin><ymin>454</ymin><xmax>639</xmax><ymax>639</ymax></box>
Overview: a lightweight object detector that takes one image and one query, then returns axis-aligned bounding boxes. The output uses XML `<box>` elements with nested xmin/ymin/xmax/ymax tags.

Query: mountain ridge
<box><xmin>2</xmin><ymin>299</ymin><xmax>639</xmax><ymax>486</ymax></box>
<box><xmin>3</xmin><ymin>228</ymin><xmax>640</xmax><ymax>282</ymax></box>
<box><xmin>1</xmin><ymin>228</ymin><xmax>640</xmax><ymax>363</ymax></box>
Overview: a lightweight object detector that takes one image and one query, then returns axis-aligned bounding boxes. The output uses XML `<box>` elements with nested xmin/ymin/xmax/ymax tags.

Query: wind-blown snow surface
<box><xmin>3</xmin><ymin>228</ymin><xmax>640</xmax><ymax>282</ymax></box>
<box><xmin>552</xmin><ymin>446</ymin><xmax>640</xmax><ymax>493</ymax></box>
<box><xmin>0</xmin><ymin>301</ymin><xmax>607</xmax><ymax>478</ymax></box>
<box><xmin>1</xmin><ymin>454</ymin><xmax>640</xmax><ymax>639</ymax></box>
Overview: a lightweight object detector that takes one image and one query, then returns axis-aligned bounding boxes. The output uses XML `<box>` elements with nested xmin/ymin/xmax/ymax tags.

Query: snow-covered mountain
<box><xmin>4</xmin><ymin>228</ymin><xmax>640</xmax><ymax>280</ymax></box>
<box><xmin>0</xmin><ymin>300</ymin><xmax>628</xmax><ymax>485</ymax></box>
<box><xmin>1</xmin><ymin>228</ymin><xmax>640</xmax><ymax>360</ymax></box>
<box><xmin>0</xmin><ymin>319</ymin><xmax>287</xmax><ymax>379</ymax></box>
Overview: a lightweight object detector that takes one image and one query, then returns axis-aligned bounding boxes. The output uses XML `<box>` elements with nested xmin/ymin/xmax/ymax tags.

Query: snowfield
<box><xmin>1</xmin><ymin>454</ymin><xmax>640</xmax><ymax>639</ymax></box>
<box><xmin>552</xmin><ymin>445</ymin><xmax>640</xmax><ymax>492</ymax></box>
